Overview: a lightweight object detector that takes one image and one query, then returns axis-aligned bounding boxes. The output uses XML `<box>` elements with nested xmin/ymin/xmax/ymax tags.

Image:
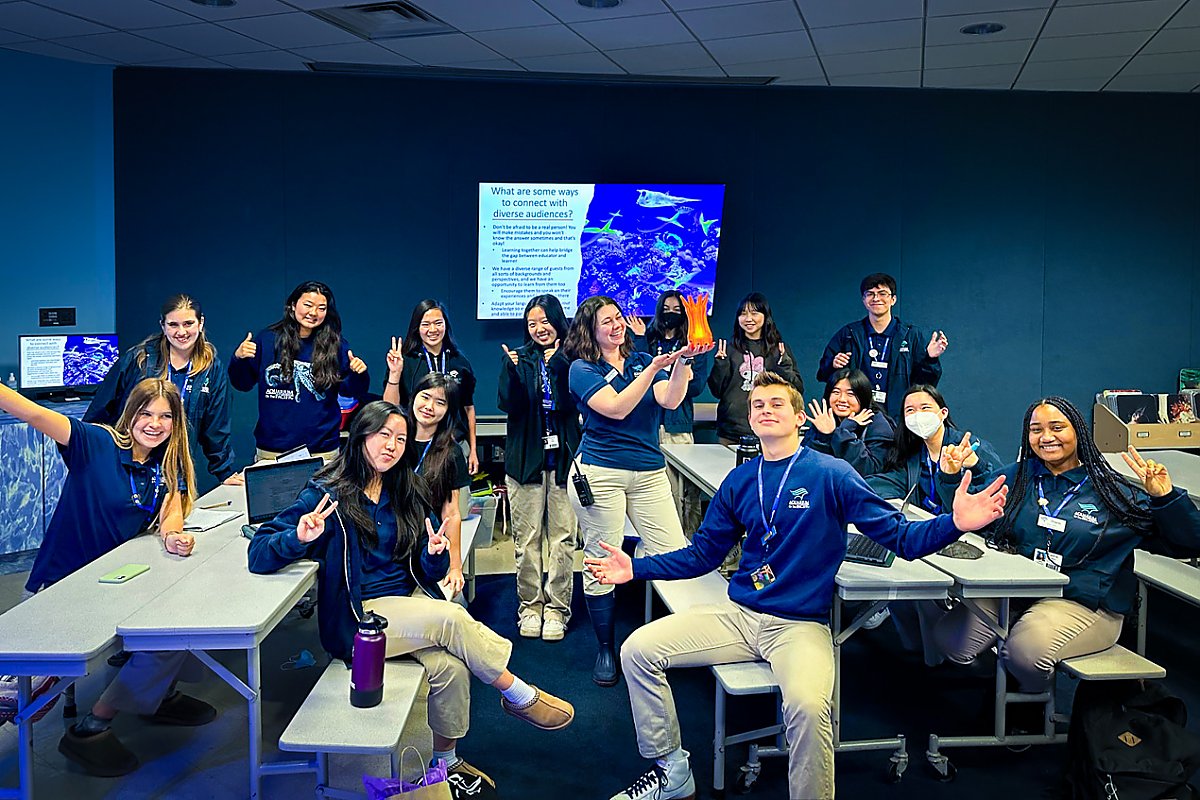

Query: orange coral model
<box><xmin>682</xmin><ymin>293</ymin><xmax>713</xmax><ymax>346</ymax></box>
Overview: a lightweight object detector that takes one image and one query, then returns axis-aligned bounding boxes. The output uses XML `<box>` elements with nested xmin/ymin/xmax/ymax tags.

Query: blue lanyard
<box><xmin>423</xmin><ymin>350</ymin><xmax>446</xmax><ymax>375</ymax></box>
<box><xmin>129</xmin><ymin>462</ymin><xmax>164</xmax><ymax>529</ymax></box>
<box><xmin>1036</xmin><ymin>475</ymin><xmax>1089</xmax><ymax>519</ymax></box>
<box><xmin>867</xmin><ymin>333</ymin><xmax>891</xmax><ymax>363</ymax></box>
<box><xmin>170</xmin><ymin>360</ymin><xmax>193</xmax><ymax>405</ymax></box>
<box><xmin>757</xmin><ymin>449</ymin><xmax>801</xmax><ymax>553</ymax></box>
<box><xmin>923</xmin><ymin>454</ymin><xmax>942</xmax><ymax>512</ymax></box>
<box><xmin>539</xmin><ymin>359</ymin><xmax>555</xmax><ymax>412</ymax></box>
<box><xmin>416</xmin><ymin>440</ymin><xmax>433</xmax><ymax>473</ymax></box>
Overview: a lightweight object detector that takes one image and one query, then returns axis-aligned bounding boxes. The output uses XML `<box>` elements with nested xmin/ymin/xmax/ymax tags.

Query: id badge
<box><xmin>604</xmin><ymin>369</ymin><xmax>619</xmax><ymax>384</ymax></box>
<box><xmin>1036</xmin><ymin>514</ymin><xmax>1067</xmax><ymax>533</ymax></box>
<box><xmin>750</xmin><ymin>563</ymin><xmax>776</xmax><ymax>590</ymax></box>
<box><xmin>872</xmin><ymin>390</ymin><xmax>887</xmax><ymax>404</ymax></box>
<box><xmin>542</xmin><ymin>434</ymin><xmax>560</xmax><ymax>450</ymax></box>
<box><xmin>1033</xmin><ymin>548</ymin><xmax>1063</xmax><ymax>572</ymax></box>
<box><xmin>870</xmin><ymin>360</ymin><xmax>888</xmax><ymax>369</ymax></box>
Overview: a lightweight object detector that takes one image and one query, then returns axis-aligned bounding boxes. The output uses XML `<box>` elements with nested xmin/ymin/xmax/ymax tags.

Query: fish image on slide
<box><xmin>635</xmin><ymin>189</ymin><xmax>701</xmax><ymax>208</ymax></box>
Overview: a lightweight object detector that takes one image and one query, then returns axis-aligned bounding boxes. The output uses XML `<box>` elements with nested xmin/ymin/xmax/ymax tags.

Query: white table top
<box><xmin>663</xmin><ymin>442</ymin><xmax>736</xmax><ymax>497</ymax></box>
<box><xmin>921</xmin><ymin>532</ymin><xmax>1069</xmax><ymax>598</ymax></box>
<box><xmin>1105</xmin><ymin>450</ymin><xmax>1200</xmax><ymax>506</ymax></box>
<box><xmin>1134</xmin><ymin>549</ymin><xmax>1200</xmax><ymax>604</ymax></box>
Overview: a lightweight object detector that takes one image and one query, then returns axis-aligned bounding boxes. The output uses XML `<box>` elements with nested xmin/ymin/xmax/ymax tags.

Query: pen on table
<box><xmin>199</xmin><ymin>500</ymin><xmax>233</xmax><ymax>510</ymax></box>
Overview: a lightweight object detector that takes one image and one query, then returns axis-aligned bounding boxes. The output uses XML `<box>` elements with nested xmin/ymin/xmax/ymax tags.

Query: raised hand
<box><xmin>235</xmin><ymin>332</ymin><xmax>256</xmax><ymax>360</ymax></box>
<box><xmin>927</xmin><ymin>330</ymin><xmax>949</xmax><ymax>359</ymax></box>
<box><xmin>679</xmin><ymin>342</ymin><xmax>716</xmax><ymax>361</ymax></box>
<box><xmin>426</xmin><ymin>517</ymin><xmax>449</xmax><ymax>555</ymax></box>
<box><xmin>832</xmin><ymin>351</ymin><xmax>851</xmax><ymax>369</ymax></box>
<box><xmin>777</xmin><ymin>342</ymin><xmax>790</xmax><ymax>364</ymax></box>
<box><xmin>543</xmin><ymin>341</ymin><xmax>560</xmax><ymax>363</ymax></box>
<box><xmin>716</xmin><ymin>339</ymin><xmax>728</xmax><ymax>360</ymax></box>
<box><xmin>940</xmin><ymin>431</ymin><xmax>979</xmax><ymax>475</ymax></box>
<box><xmin>806</xmin><ymin>398</ymin><xmax>837</xmax><ymax>434</ymax></box>
<box><xmin>297</xmin><ymin>493</ymin><xmax>338</xmax><ymax>543</ymax></box>
<box><xmin>347</xmin><ymin>350</ymin><xmax>367</xmax><ymax>374</ymax></box>
<box><xmin>164</xmin><ymin>531</ymin><xmax>195</xmax><ymax>557</ymax></box>
<box><xmin>1122</xmin><ymin>446</ymin><xmax>1173</xmax><ymax>497</ymax></box>
<box><xmin>501</xmin><ymin>344</ymin><xmax>519</xmax><ymax>366</ymax></box>
<box><xmin>651</xmin><ymin>349</ymin><xmax>684</xmax><ymax>372</ymax></box>
<box><xmin>951</xmin><ymin>471</ymin><xmax>1008</xmax><ymax>532</ymax></box>
<box><xmin>849</xmin><ymin>408</ymin><xmax>875</xmax><ymax>427</ymax></box>
<box><xmin>624</xmin><ymin>314</ymin><xmax>647</xmax><ymax>337</ymax></box>
<box><xmin>583</xmin><ymin>540</ymin><xmax>634</xmax><ymax>586</ymax></box>
<box><xmin>386</xmin><ymin>336</ymin><xmax>404</xmax><ymax>376</ymax></box>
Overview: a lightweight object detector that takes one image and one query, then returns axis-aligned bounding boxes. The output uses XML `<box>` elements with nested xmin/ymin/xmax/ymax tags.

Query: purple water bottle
<box><xmin>350</xmin><ymin>612</ymin><xmax>387</xmax><ymax>708</ymax></box>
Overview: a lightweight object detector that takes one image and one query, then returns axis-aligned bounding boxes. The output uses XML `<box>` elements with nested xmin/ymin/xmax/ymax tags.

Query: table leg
<box><xmin>248</xmin><ymin>647</ymin><xmax>262</xmax><ymax>800</ymax></box>
<box><xmin>1136</xmin><ymin>580</ymin><xmax>1148</xmax><ymax>656</ymax></box>
<box><xmin>993</xmin><ymin>598</ymin><xmax>1010</xmax><ymax>739</ymax></box>
<box><xmin>832</xmin><ymin>596</ymin><xmax>842</xmax><ymax>748</ymax></box>
<box><xmin>18</xmin><ymin>676</ymin><xmax>32</xmax><ymax>800</ymax></box>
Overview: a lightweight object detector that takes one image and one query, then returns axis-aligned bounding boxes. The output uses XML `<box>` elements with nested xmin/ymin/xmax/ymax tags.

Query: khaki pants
<box><xmin>506</xmin><ymin>473</ymin><xmax>576</xmax><ymax>624</ymax></box>
<box><xmin>255</xmin><ymin>447</ymin><xmax>339</xmax><ymax>464</ymax></box>
<box><xmin>99</xmin><ymin>652</ymin><xmax>205</xmax><ymax>715</ymax></box>
<box><xmin>623</xmin><ymin>601</ymin><xmax>836</xmax><ymax>800</ymax></box>
<box><xmin>568</xmin><ymin>463</ymin><xmax>687</xmax><ymax>596</ymax></box>
<box><xmin>659</xmin><ymin>429</ymin><xmax>702</xmax><ymax>537</ymax></box>
<box><xmin>930</xmin><ymin>597</ymin><xmax>1123</xmax><ymax>691</ymax></box>
<box><xmin>363</xmin><ymin>594</ymin><xmax>512</xmax><ymax>740</ymax></box>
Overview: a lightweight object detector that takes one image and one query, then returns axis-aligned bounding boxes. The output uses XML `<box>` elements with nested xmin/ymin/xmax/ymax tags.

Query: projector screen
<box><xmin>478</xmin><ymin>182</ymin><xmax>725</xmax><ymax>319</ymax></box>
<box><xmin>19</xmin><ymin>334</ymin><xmax>119</xmax><ymax>390</ymax></box>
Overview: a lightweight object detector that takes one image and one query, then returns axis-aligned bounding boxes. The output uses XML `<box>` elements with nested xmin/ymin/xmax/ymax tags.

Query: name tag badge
<box><xmin>1037</xmin><ymin>514</ymin><xmax>1067</xmax><ymax>533</ymax></box>
<box><xmin>1033</xmin><ymin>548</ymin><xmax>1063</xmax><ymax>572</ymax></box>
<box><xmin>542</xmin><ymin>434</ymin><xmax>560</xmax><ymax>450</ymax></box>
<box><xmin>750</xmin><ymin>563</ymin><xmax>776</xmax><ymax>590</ymax></box>
<box><xmin>870</xmin><ymin>360</ymin><xmax>888</xmax><ymax>369</ymax></box>
<box><xmin>604</xmin><ymin>369</ymin><xmax>619</xmax><ymax>384</ymax></box>
<box><xmin>872</xmin><ymin>390</ymin><xmax>887</xmax><ymax>404</ymax></box>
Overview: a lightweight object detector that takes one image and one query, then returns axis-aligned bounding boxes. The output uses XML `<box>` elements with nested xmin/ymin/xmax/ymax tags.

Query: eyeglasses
<box><xmin>419</xmin><ymin>321</ymin><xmax>446</xmax><ymax>330</ymax></box>
<box><xmin>863</xmin><ymin>291</ymin><xmax>893</xmax><ymax>300</ymax></box>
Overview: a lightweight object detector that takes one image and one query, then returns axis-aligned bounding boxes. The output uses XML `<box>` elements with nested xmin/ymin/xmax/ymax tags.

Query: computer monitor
<box><xmin>18</xmin><ymin>334</ymin><xmax>119</xmax><ymax>396</ymax></box>
<box><xmin>244</xmin><ymin>457</ymin><xmax>323</xmax><ymax>526</ymax></box>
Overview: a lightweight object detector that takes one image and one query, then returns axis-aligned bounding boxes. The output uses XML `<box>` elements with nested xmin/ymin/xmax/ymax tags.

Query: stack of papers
<box><xmin>183</xmin><ymin>508</ymin><xmax>241</xmax><ymax>532</ymax></box>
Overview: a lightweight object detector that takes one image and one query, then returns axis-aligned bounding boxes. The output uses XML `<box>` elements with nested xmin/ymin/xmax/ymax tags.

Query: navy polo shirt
<box><xmin>359</xmin><ymin>487</ymin><xmax>417</xmax><ymax>601</ymax></box>
<box><xmin>26</xmin><ymin>418</ymin><xmax>179</xmax><ymax>592</ymax></box>
<box><xmin>570</xmin><ymin>351</ymin><xmax>669</xmax><ymax>471</ymax></box>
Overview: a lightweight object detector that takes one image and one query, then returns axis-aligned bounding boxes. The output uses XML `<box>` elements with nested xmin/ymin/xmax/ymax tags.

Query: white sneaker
<box><xmin>541</xmin><ymin>618</ymin><xmax>565</xmax><ymax>642</ymax></box>
<box><xmin>861</xmin><ymin>606</ymin><xmax>891</xmax><ymax>630</ymax></box>
<box><xmin>610</xmin><ymin>758</ymin><xmax>695</xmax><ymax>800</ymax></box>
<box><xmin>518</xmin><ymin>613</ymin><xmax>541</xmax><ymax>639</ymax></box>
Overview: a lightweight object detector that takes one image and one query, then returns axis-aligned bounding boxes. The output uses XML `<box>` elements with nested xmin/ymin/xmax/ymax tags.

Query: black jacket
<box><xmin>817</xmin><ymin>317</ymin><xmax>942</xmax><ymax>421</ymax></box>
<box><xmin>498</xmin><ymin>343</ymin><xmax>580</xmax><ymax>486</ymax></box>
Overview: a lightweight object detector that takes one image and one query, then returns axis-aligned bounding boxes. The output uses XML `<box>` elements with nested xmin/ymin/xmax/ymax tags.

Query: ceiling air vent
<box><xmin>309</xmin><ymin>2</ymin><xmax>453</xmax><ymax>40</ymax></box>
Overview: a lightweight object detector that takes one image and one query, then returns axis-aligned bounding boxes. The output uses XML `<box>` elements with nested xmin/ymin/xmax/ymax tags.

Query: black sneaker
<box><xmin>58</xmin><ymin>727</ymin><xmax>139</xmax><ymax>777</ymax></box>
<box><xmin>446</xmin><ymin>759</ymin><xmax>498</xmax><ymax>799</ymax></box>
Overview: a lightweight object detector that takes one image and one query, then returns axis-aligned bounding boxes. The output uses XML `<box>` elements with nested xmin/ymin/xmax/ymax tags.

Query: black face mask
<box><xmin>660</xmin><ymin>311</ymin><xmax>685</xmax><ymax>331</ymax></box>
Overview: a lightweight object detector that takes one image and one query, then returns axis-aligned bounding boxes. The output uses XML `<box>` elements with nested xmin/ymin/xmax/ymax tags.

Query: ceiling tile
<box><xmin>723</xmin><ymin>55</ymin><xmax>823</xmax><ymax>79</ymax></box>
<box><xmin>704</xmin><ymin>30</ymin><xmax>815</xmax><ymax>66</ymax></box>
<box><xmin>439</xmin><ymin>58</ymin><xmax>524</xmax><ymax>71</ymax></box>
<box><xmin>1141</xmin><ymin>26</ymin><xmax>1200</xmax><ymax>55</ymax></box>
<box><xmin>647</xmin><ymin>64</ymin><xmax>729</xmax><ymax>76</ymax></box>
<box><xmin>1105</xmin><ymin>71</ymin><xmax>1200</xmax><ymax>91</ymax></box>
<box><xmin>1015</xmin><ymin>74</ymin><xmax>1109</xmax><ymax>90</ymax></box>
<box><xmin>1027</xmin><ymin>30</ymin><xmax>1150</xmax><ymax>61</ymax></box>
<box><xmin>571</xmin><ymin>12</ymin><xmax>695</xmax><ymax>50</ymax></box>
<box><xmin>290</xmin><ymin>41</ymin><xmax>419</xmax><ymax>65</ymax></box>
<box><xmin>773</xmin><ymin>76</ymin><xmax>828</xmax><ymax>85</ymax></box>
<box><xmin>927</xmin><ymin>0</ymin><xmax>1052</xmax><ymax>15</ymax></box>
<box><xmin>924</xmin><ymin>62</ymin><xmax>1020</xmax><ymax>86</ymax></box>
<box><xmin>1041</xmin><ymin>0</ymin><xmax>1180</xmax><ymax>37</ymax></box>
<box><xmin>154</xmin><ymin>0</ymin><xmax>298</xmax><ymax>20</ymax></box>
<box><xmin>680</xmin><ymin>1</ymin><xmax>803</xmax><ymax>40</ymax></box>
<box><xmin>214</xmin><ymin>49</ymin><xmax>309</xmax><ymax>69</ymax></box>
<box><xmin>1018</xmin><ymin>55</ymin><xmax>1128</xmax><ymax>80</ymax></box>
<box><xmin>377</xmin><ymin>33</ymin><xmax>502</xmax><ymax>64</ymax></box>
<box><xmin>797</xmin><ymin>0</ymin><xmax>922</xmax><ymax>28</ymax></box>
<box><xmin>1166</xmin><ymin>1</ymin><xmax>1200</xmax><ymax>28</ymax></box>
<box><xmin>821</xmin><ymin>47</ymin><xmax>920</xmax><ymax>76</ymax></box>
<box><xmin>1119</xmin><ymin>49</ymin><xmax>1200</xmax><ymax>74</ymax></box>
<box><xmin>924</xmin><ymin>38</ymin><xmax>1033</xmax><ymax>68</ymax></box>
<box><xmin>38</xmin><ymin>0</ymin><xmax>195</xmax><ymax>30</ymax></box>
<box><xmin>517</xmin><ymin>50</ymin><xmax>624</xmax><ymax>72</ymax></box>
<box><xmin>0</xmin><ymin>25</ymin><xmax>30</xmax><ymax>44</ymax></box>
<box><xmin>830</xmin><ymin>70</ymin><xmax>920</xmax><ymax>86</ymax></box>
<box><xmin>535</xmin><ymin>0</ymin><xmax>671</xmax><ymax>24</ymax></box>
<box><xmin>1</xmin><ymin>38</ymin><xmax>115</xmax><ymax>62</ymax></box>
<box><xmin>607</xmin><ymin>41</ymin><xmax>716</xmax><ymax>72</ymax></box>
<box><xmin>0</xmin><ymin>2</ymin><xmax>110</xmax><ymax>38</ymax></box>
<box><xmin>138</xmin><ymin>56</ymin><xmax>226</xmax><ymax>68</ymax></box>
<box><xmin>52</xmin><ymin>31</ymin><xmax>192</xmax><ymax>62</ymax></box>
<box><xmin>472</xmin><ymin>24</ymin><xmax>595</xmax><ymax>59</ymax></box>
<box><xmin>136</xmin><ymin>22</ymin><xmax>273</xmax><ymax>56</ymax></box>
<box><xmin>399</xmin><ymin>0</ymin><xmax>557</xmax><ymax>32</ymax></box>
<box><xmin>221</xmin><ymin>12</ymin><xmax>367</xmax><ymax>48</ymax></box>
<box><xmin>809</xmin><ymin>18</ymin><xmax>921</xmax><ymax>55</ymax></box>
<box><xmin>665</xmin><ymin>0</ymin><xmax>782</xmax><ymax>10</ymax></box>
<box><xmin>925</xmin><ymin>9</ymin><xmax>1049</xmax><ymax>45</ymax></box>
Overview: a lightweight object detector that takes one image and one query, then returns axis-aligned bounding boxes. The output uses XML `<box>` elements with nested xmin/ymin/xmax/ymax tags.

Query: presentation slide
<box><xmin>478</xmin><ymin>182</ymin><xmax>724</xmax><ymax>319</ymax></box>
<box><xmin>20</xmin><ymin>334</ymin><xmax>118</xmax><ymax>390</ymax></box>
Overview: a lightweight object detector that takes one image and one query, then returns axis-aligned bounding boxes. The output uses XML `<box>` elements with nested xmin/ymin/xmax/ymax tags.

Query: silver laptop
<box><xmin>243</xmin><ymin>456</ymin><xmax>323</xmax><ymax>529</ymax></box>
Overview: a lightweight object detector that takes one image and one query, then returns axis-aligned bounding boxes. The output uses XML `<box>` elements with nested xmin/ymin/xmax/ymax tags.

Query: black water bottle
<box><xmin>735</xmin><ymin>435</ymin><xmax>760</xmax><ymax>467</ymax></box>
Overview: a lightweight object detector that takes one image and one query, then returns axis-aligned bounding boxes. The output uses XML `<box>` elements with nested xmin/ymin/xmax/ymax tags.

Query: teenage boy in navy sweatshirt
<box><xmin>586</xmin><ymin>371</ymin><xmax>1009</xmax><ymax>800</ymax></box>
<box><xmin>817</xmin><ymin>272</ymin><xmax>947</xmax><ymax>422</ymax></box>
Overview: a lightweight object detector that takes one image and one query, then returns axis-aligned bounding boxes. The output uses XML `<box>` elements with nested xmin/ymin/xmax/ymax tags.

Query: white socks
<box><xmin>500</xmin><ymin>676</ymin><xmax>537</xmax><ymax>708</ymax></box>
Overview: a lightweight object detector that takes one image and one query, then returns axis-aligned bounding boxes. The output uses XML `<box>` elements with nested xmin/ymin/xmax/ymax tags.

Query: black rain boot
<box><xmin>585</xmin><ymin>593</ymin><xmax>619</xmax><ymax>687</ymax></box>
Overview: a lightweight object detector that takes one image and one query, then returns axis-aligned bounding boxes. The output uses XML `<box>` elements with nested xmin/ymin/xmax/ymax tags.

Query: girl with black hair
<box><xmin>229</xmin><ymin>281</ymin><xmax>369</xmax><ymax>462</ymax></box>
<box><xmin>926</xmin><ymin>397</ymin><xmax>1200</xmax><ymax>692</ymax></box>
<box><xmin>632</xmin><ymin>290</ymin><xmax>713</xmax><ymax>535</ymax></box>
<box><xmin>248</xmin><ymin>401</ymin><xmax>574</xmax><ymax>799</ymax></box>
<box><xmin>708</xmin><ymin>292</ymin><xmax>804</xmax><ymax>444</ymax></box>
<box><xmin>384</xmin><ymin>371</ymin><xmax>472</xmax><ymax>598</ymax></box>
<box><xmin>801</xmin><ymin>367</ymin><xmax>893</xmax><ymax>477</ymax></box>
<box><xmin>386</xmin><ymin>299</ymin><xmax>479</xmax><ymax>474</ymax></box>
<box><xmin>87</xmin><ymin>294</ymin><xmax>237</xmax><ymax>485</ymax></box>
<box><xmin>498</xmin><ymin>295</ymin><xmax>581</xmax><ymax>642</ymax></box>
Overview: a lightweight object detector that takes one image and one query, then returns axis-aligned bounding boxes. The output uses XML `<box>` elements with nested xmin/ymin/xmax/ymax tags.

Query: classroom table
<box><xmin>1104</xmin><ymin>449</ymin><xmax>1200</xmax><ymax>508</ymax></box>
<box><xmin>1133</xmin><ymin>549</ymin><xmax>1200</xmax><ymax>656</ymax></box>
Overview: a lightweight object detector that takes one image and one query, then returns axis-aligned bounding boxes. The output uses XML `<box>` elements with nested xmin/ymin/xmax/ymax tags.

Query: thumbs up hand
<box><xmin>347</xmin><ymin>350</ymin><xmax>367</xmax><ymax>374</ymax></box>
<box><xmin>501</xmin><ymin>343</ymin><xmax>519</xmax><ymax>366</ymax></box>
<box><xmin>235</xmin><ymin>332</ymin><xmax>257</xmax><ymax>360</ymax></box>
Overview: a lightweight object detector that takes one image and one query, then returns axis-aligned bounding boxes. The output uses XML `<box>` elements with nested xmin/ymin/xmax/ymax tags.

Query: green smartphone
<box><xmin>98</xmin><ymin>564</ymin><xmax>150</xmax><ymax>584</ymax></box>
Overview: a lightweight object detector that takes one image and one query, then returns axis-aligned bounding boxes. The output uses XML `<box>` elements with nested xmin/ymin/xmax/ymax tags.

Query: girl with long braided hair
<box><xmin>928</xmin><ymin>395</ymin><xmax>1200</xmax><ymax>694</ymax></box>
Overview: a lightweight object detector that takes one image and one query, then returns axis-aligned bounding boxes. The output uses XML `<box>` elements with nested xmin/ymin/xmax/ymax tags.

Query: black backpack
<box><xmin>1067</xmin><ymin>680</ymin><xmax>1200</xmax><ymax>800</ymax></box>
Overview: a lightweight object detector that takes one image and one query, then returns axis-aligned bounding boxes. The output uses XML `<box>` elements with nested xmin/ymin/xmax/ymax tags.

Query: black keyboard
<box><xmin>844</xmin><ymin>533</ymin><xmax>896</xmax><ymax>567</ymax></box>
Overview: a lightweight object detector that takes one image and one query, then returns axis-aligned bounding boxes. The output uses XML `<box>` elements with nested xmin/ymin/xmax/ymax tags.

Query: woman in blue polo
<box><xmin>86</xmin><ymin>294</ymin><xmax>237</xmax><ymax>485</ymax></box>
<box><xmin>563</xmin><ymin>295</ymin><xmax>712</xmax><ymax>687</ymax></box>
<box><xmin>0</xmin><ymin>378</ymin><xmax>213</xmax><ymax>778</ymax></box>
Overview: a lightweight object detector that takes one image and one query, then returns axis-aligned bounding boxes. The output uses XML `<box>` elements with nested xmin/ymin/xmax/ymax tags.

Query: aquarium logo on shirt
<box><xmin>1074</xmin><ymin>503</ymin><xmax>1100</xmax><ymax>525</ymax></box>
<box><xmin>788</xmin><ymin>487</ymin><xmax>811</xmax><ymax>509</ymax></box>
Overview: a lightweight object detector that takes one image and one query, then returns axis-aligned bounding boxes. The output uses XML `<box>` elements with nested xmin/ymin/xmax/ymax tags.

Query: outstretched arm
<box><xmin>0</xmin><ymin>384</ymin><xmax>70</xmax><ymax>445</ymax></box>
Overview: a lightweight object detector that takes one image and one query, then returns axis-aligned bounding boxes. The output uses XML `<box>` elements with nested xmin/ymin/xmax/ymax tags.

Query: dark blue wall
<box><xmin>112</xmin><ymin>67</ymin><xmax>1200</xmax><ymax>468</ymax></box>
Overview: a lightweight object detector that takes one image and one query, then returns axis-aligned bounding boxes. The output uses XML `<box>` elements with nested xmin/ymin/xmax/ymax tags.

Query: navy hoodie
<box><xmin>801</xmin><ymin>410</ymin><xmax>894</xmax><ymax>477</ymax></box>
<box><xmin>817</xmin><ymin>317</ymin><xmax>942</xmax><ymax>421</ymax></box>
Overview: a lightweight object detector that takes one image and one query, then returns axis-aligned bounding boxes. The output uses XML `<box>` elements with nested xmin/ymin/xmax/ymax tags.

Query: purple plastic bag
<box><xmin>363</xmin><ymin>757</ymin><xmax>449</xmax><ymax>799</ymax></box>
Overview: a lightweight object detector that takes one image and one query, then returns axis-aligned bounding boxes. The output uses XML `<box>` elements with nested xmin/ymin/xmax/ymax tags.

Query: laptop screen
<box><xmin>244</xmin><ymin>457</ymin><xmax>323</xmax><ymax>525</ymax></box>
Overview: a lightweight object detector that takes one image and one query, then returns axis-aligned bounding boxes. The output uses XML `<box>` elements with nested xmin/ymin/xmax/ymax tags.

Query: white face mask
<box><xmin>904</xmin><ymin>410</ymin><xmax>943</xmax><ymax>440</ymax></box>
